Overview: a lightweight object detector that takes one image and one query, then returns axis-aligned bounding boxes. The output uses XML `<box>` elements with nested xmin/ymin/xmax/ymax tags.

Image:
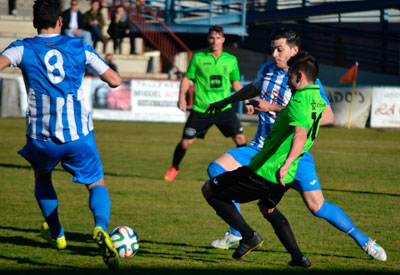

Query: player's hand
<box><xmin>206</xmin><ymin>99</ymin><xmax>228</xmax><ymax>115</ymax></box>
<box><xmin>178</xmin><ymin>98</ymin><xmax>187</xmax><ymax>112</ymax></box>
<box><xmin>275</xmin><ymin>164</ymin><xmax>289</xmax><ymax>187</ymax></box>
<box><xmin>245</xmin><ymin>102</ymin><xmax>254</xmax><ymax>115</ymax></box>
<box><xmin>247</xmin><ymin>99</ymin><xmax>274</xmax><ymax>113</ymax></box>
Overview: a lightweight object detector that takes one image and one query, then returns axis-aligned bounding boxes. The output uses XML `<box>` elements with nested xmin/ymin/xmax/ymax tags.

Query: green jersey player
<box><xmin>164</xmin><ymin>25</ymin><xmax>253</xmax><ymax>182</ymax></box>
<box><xmin>202</xmin><ymin>51</ymin><xmax>326</xmax><ymax>260</ymax></box>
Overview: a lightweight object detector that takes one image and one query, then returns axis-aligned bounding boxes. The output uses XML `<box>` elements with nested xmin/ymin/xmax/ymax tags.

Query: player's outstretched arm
<box><xmin>206</xmin><ymin>83</ymin><xmax>259</xmax><ymax>115</ymax></box>
<box><xmin>276</xmin><ymin>126</ymin><xmax>307</xmax><ymax>186</ymax></box>
<box><xmin>100</xmin><ymin>68</ymin><xmax>121</xmax><ymax>88</ymax></box>
<box><xmin>0</xmin><ymin>55</ymin><xmax>11</xmax><ymax>72</ymax></box>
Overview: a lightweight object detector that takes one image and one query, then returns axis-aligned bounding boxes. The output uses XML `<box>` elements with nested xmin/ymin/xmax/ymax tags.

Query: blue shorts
<box><xmin>226</xmin><ymin>147</ymin><xmax>321</xmax><ymax>192</ymax></box>
<box><xmin>225</xmin><ymin>145</ymin><xmax>260</xmax><ymax>166</ymax></box>
<box><xmin>18</xmin><ymin>131</ymin><xmax>104</xmax><ymax>184</ymax></box>
<box><xmin>292</xmin><ymin>152</ymin><xmax>321</xmax><ymax>192</ymax></box>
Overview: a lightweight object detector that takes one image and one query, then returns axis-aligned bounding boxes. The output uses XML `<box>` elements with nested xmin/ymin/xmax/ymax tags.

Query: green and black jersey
<box><xmin>248</xmin><ymin>84</ymin><xmax>327</xmax><ymax>184</ymax></box>
<box><xmin>185</xmin><ymin>49</ymin><xmax>240</xmax><ymax>113</ymax></box>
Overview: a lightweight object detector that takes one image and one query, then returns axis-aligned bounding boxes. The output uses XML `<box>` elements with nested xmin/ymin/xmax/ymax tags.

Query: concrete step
<box><xmin>109</xmin><ymin>54</ymin><xmax>150</xmax><ymax>75</ymax></box>
<box><xmin>0</xmin><ymin>15</ymin><xmax>35</xmax><ymax>36</ymax></box>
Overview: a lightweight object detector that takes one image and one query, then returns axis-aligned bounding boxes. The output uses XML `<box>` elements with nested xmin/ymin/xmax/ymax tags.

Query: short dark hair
<box><xmin>208</xmin><ymin>25</ymin><xmax>224</xmax><ymax>36</ymax></box>
<box><xmin>33</xmin><ymin>0</ymin><xmax>61</xmax><ymax>30</ymax></box>
<box><xmin>271</xmin><ymin>28</ymin><xmax>300</xmax><ymax>48</ymax></box>
<box><xmin>288</xmin><ymin>51</ymin><xmax>319</xmax><ymax>83</ymax></box>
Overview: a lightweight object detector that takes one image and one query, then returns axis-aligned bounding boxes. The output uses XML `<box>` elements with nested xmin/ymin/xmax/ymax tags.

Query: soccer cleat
<box><xmin>164</xmin><ymin>167</ymin><xmax>179</xmax><ymax>181</ymax></box>
<box><xmin>211</xmin><ymin>231</ymin><xmax>242</xmax><ymax>249</ymax></box>
<box><xmin>232</xmin><ymin>231</ymin><xmax>263</xmax><ymax>259</ymax></box>
<box><xmin>363</xmin><ymin>239</ymin><xmax>387</xmax><ymax>261</ymax></box>
<box><xmin>288</xmin><ymin>255</ymin><xmax>312</xmax><ymax>268</ymax></box>
<box><xmin>40</xmin><ymin>222</ymin><xmax>67</xmax><ymax>250</ymax></box>
<box><xmin>93</xmin><ymin>226</ymin><xmax>120</xmax><ymax>269</ymax></box>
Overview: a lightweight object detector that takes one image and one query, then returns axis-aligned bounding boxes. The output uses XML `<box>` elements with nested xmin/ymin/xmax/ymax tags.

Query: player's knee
<box><xmin>258</xmin><ymin>203</ymin><xmax>274</xmax><ymax>216</ymax></box>
<box><xmin>181</xmin><ymin>139</ymin><xmax>194</xmax><ymax>149</ymax></box>
<box><xmin>201</xmin><ymin>180</ymin><xmax>213</xmax><ymax>198</ymax></box>
<box><xmin>234</xmin><ymin>134</ymin><xmax>246</xmax><ymax>146</ymax></box>
<box><xmin>312</xmin><ymin>199</ymin><xmax>328</xmax><ymax>217</ymax></box>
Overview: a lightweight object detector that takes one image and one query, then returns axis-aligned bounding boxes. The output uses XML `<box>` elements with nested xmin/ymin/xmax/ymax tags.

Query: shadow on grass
<box><xmin>0</xmin><ymin>226</ymin><xmax>394</xmax><ymax>274</ymax></box>
<box><xmin>0</xmin><ymin>163</ymin><xmax>162</xmax><ymax>181</ymax></box>
<box><xmin>0</xmin><ymin>267</ymin><xmax>395</xmax><ymax>275</ymax></box>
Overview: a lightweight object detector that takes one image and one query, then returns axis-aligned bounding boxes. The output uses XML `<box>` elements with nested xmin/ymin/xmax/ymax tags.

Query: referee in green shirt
<box><xmin>202</xmin><ymin>51</ymin><xmax>327</xmax><ymax>260</ymax></box>
<box><xmin>165</xmin><ymin>25</ymin><xmax>253</xmax><ymax>181</ymax></box>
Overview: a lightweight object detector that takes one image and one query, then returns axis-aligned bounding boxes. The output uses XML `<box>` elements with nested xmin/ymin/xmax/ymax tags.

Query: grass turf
<box><xmin>0</xmin><ymin>118</ymin><xmax>399</xmax><ymax>274</ymax></box>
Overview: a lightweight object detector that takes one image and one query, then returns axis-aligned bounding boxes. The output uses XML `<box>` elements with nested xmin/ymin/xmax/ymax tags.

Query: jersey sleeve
<box><xmin>252</xmin><ymin>63</ymin><xmax>269</xmax><ymax>90</ymax></box>
<box><xmin>316</xmin><ymin>79</ymin><xmax>330</xmax><ymax>105</ymax></box>
<box><xmin>1</xmin><ymin>40</ymin><xmax>24</xmax><ymax>67</ymax></box>
<box><xmin>287</xmin><ymin>95</ymin><xmax>309</xmax><ymax>129</ymax></box>
<box><xmin>84</xmin><ymin>43</ymin><xmax>109</xmax><ymax>76</ymax></box>
<box><xmin>229</xmin><ymin>57</ymin><xmax>240</xmax><ymax>81</ymax></box>
<box><xmin>185</xmin><ymin>54</ymin><xmax>197</xmax><ymax>80</ymax></box>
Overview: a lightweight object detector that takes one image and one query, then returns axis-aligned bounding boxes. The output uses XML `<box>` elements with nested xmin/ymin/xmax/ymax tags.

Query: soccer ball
<box><xmin>109</xmin><ymin>226</ymin><xmax>140</xmax><ymax>258</ymax></box>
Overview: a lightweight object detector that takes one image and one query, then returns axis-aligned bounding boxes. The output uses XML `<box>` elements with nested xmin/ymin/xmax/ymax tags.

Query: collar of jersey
<box><xmin>296</xmin><ymin>84</ymin><xmax>320</xmax><ymax>93</ymax></box>
<box><xmin>204</xmin><ymin>49</ymin><xmax>226</xmax><ymax>57</ymax></box>
<box><xmin>38</xmin><ymin>34</ymin><xmax>60</xmax><ymax>38</ymax></box>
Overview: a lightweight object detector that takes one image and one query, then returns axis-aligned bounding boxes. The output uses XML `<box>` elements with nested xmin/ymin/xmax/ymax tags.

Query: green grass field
<box><xmin>0</xmin><ymin>118</ymin><xmax>399</xmax><ymax>274</ymax></box>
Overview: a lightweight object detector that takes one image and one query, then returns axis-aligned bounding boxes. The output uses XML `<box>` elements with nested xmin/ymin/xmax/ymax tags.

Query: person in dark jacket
<box><xmin>107</xmin><ymin>5</ymin><xmax>135</xmax><ymax>54</ymax></box>
<box><xmin>62</xmin><ymin>0</ymin><xmax>92</xmax><ymax>45</ymax></box>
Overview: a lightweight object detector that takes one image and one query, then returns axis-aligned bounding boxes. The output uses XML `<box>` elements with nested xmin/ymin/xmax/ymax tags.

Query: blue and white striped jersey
<box><xmin>1</xmin><ymin>34</ymin><xmax>109</xmax><ymax>143</ymax></box>
<box><xmin>250</xmin><ymin>62</ymin><xmax>330</xmax><ymax>149</ymax></box>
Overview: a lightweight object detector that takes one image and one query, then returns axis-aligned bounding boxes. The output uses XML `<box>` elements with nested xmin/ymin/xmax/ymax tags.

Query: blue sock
<box><xmin>207</xmin><ymin>162</ymin><xmax>242</xmax><ymax>238</ymax></box>
<box><xmin>313</xmin><ymin>200</ymin><xmax>369</xmax><ymax>247</ymax></box>
<box><xmin>89</xmin><ymin>185</ymin><xmax>110</xmax><ymax>232</ymax></box>
<box><xmin>35</xmin><ymin>180</ymin><xmax>63</xmax><ymax>239</ymax></box>
<box><xmin>229</xmin><ymin>201</ymin><xmax>242</xmax><ymax>238</ymax></box>
<box><xmin>207</xmin><ymin>161</ymin><xmax>226</xmax><ymax>178</ymax></box>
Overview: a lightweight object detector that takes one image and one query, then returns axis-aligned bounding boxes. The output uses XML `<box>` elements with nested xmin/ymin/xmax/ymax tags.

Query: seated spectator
<box><xmin>84</xmin><ymin>0</ymin><xmax>106</xmax><ymax>50</ymax></box>
<box><xmin>62</xmin><ymin>0</ymin><xmax>92</xmax><ymax>46</ymax></box>
<box><xmin>107</xmin><ymin>5</ymin><xmax>136</xmax><ymax>54</ymax></box>
<box><xmin>105</xmin><ymin>54</ymin><xmax>118</xmax><ymax>72</ymax></box>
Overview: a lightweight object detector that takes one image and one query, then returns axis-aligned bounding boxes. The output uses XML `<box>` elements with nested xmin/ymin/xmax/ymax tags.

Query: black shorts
<box><xmin>209</xmin><ymin>166</ymin><xmax>290</xmax><ymax>209</ymax></box>
<box><xmin>182</xmin><ymin>108</ymin><xmax>243</xmax><ymax>139</ymax></box>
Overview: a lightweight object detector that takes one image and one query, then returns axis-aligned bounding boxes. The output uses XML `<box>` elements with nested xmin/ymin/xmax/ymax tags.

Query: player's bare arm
<box><xmin>101</xmin><ymin>68</ymin><xmax>121</xmax><ymax>88</ymax></box>
<box><xmin>178</xmin><ymin>76</ymin><xmax>191</xmax><ymax>111</ymax></box>
<box><xmin>0</xmin><ymin>55</ymin><xmax>11</xmax><ymax>72</ymax></box>
<box><xmin>206</xmin><ymin>83</ymin><xmax>260</xmax><ymax>114</ymax></box>
<box><xmin>276</xmin><ymin>126</ymin><xmax>307</xmax><ymax>186</ymax></box>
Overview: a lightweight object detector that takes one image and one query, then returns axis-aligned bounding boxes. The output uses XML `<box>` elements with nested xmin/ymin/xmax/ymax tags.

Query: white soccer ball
<box><xmin>109</xmin><ymin>226</ymin><xmax>140</xmax><ymax>258</ymax></box>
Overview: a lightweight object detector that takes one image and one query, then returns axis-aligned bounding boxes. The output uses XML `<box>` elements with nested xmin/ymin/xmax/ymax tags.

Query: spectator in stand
<box><xmin>107</xmin><ymin>5</ymin><xmax>135</xmax><ymax>54</ymax></box>
<box><xmin>105</xmin><ymin>54</ymin><xmax>118</xmax><ymax>72</ymax></box>
<box><xmin>62</xmin><ymin>0</ymin><xmax>92</xmax><ymax>46</ymax></box>
<box><xmin>84</xmin><ymin>0</ymin><xmax>106</xmax><ymax>50</ymax></box>
<box><xmin>8</xmin><ymin>0</ymin><xmax>17</xmax><ymax>15</ymax></box>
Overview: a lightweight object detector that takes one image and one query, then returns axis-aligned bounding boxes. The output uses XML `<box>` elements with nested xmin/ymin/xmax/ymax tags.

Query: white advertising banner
<box><xmin>324</xmin><ymin>86</ymin><xmax>372</xmax><ymax>128</ymax></box>
<box><xmin>370</xmin><ymin>87</ymin><xmax>400</xmax><ymax>128</ymax></box>
<box><xmin>91</xmin><ymin>79</ymin><xmax>185</xmax><ymax>123</ymax></box>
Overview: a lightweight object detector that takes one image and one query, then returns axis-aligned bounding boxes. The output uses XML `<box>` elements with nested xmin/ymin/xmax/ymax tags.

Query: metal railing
<box><xmin>117</xmin><ymin>2</ymin><xmax>193</xmax><ymax>76</ymax></box>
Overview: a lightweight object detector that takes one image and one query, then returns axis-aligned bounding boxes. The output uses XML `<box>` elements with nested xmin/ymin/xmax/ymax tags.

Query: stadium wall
<box><xmin>1</xmin><ymin>75</ymin><xmax>399</xmax><ymax>128</ymax></box>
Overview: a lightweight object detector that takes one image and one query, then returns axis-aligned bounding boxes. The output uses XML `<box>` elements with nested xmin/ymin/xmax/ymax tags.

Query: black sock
<box><xmin>206</xmin><ymin>195</ymin><xmax>254</xmax><ymax>239</ymax></box>
<box><xmin>264</xmin><ymin>208</ymin><xmax>303</xmax><ymax>261</ymax></box>
<box><xmin>172</xmin><ymin>142</ymin><xmax>187</xmax><ymax>170</ymax></box>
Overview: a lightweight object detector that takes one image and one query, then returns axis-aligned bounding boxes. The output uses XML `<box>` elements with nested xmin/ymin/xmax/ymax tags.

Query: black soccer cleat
<box><xmin>232</xmin><ymin>231</ymin><xmax>264</xmax><ymax>259</ymax></box>
<box><xmin>288</xmin><ymin>255</ymin><xmax>312</xmax><ymax>268</ymax></box>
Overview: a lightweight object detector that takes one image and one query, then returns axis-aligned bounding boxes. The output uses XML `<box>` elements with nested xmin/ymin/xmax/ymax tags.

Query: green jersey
<box><xmin>248</xmin><ymin>84</ymin><xmax>327</xmax><ymax>184</ymax></box>
<box><xmin>185</xmin><ymin>49</ymin><xmax>240</xmax><ymax>113</ymax></box>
